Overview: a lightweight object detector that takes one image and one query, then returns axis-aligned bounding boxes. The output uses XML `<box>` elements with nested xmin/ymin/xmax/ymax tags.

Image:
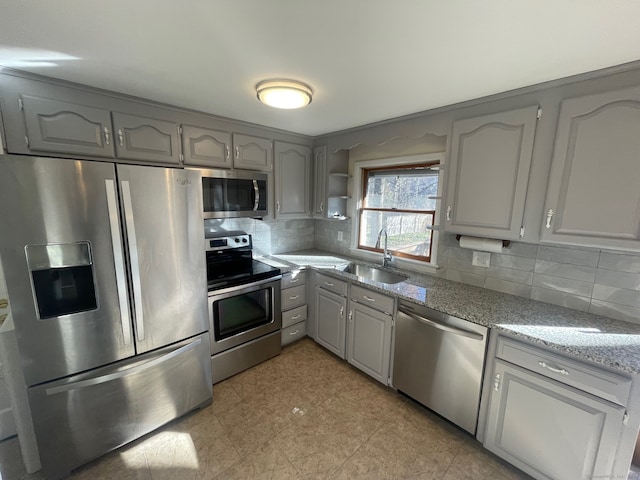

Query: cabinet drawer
<box><xmin>282</xmin><ymin>321</ymin><xmax>306</xmax><ymax>345</ymax></box>
<box><xmin>496</xmin><ymin>336</ymin><xmax>631</xmax><ymax>406</ymax></box>
<box><xmin>282</xmin><ymin>305</ymin><xmax>307</xmax><ymax>329</ymax></box>
<box><xmin>282</xmin><ymin>270</ymin><xmax>306</xmax><ymax>289</ymax></box>
<box><xmin>281</xmin><ymin>285</ymin><xmax>306</xmax><ymax>310</ymax></box>
<box><xmin>351</xmin><ymin>285</ymin><xmax>394</xmax><ymax>314</ymax></box>
<box><xmin>316</xmin><ymin>273</ymin><xmax>348</xmax><ymax>296</ymax></box>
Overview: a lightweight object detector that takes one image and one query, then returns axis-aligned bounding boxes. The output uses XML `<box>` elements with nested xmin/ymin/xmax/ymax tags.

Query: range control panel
<box><xmin>205</xmin><ymin>231</ymin><xmax>252</xmax><ymax>252</ymax></box>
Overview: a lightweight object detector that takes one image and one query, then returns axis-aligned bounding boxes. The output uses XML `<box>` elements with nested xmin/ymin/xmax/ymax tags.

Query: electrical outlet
<box><xmin>472</xmin><ymin>251</ymin><xmax>491</xmax><ymax>268</ymax></box>
<box><xmin>337</xmin><ymin>231</ymin><xmax>344</xmax><ymax>242</ymax></box>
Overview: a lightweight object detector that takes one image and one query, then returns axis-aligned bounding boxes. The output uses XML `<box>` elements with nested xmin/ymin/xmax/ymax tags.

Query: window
<box><xmin>358</xmin><ymin>162</ymin><xmax>439</xmax><ymax>263</ymax></box>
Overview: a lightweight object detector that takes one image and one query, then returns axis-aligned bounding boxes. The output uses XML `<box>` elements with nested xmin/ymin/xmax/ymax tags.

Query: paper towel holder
<box><xmin>455</xmin><ymin>235</ymin><xmax>511</xmax><ymax>248</ymax></box>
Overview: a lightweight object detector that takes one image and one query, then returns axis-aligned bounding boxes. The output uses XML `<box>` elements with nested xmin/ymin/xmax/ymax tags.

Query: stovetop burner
<box><xmin>205</xmin><ymin>230</ymin><xmax>281</xmax><ymax>292</ymax></box>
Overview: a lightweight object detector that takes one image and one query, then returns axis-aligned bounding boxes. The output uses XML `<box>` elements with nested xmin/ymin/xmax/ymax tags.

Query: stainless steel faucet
<box><xmin>375</xmin><ymin>228</ymin><xmax>393</xmax><ymax>267</ymax></box>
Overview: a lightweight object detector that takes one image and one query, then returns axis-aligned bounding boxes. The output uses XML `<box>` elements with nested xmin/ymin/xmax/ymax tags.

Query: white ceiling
<box><xmin>1</xmin><ymin>1</ymin><xmax>640</xmax><ymax>137</ymax></box>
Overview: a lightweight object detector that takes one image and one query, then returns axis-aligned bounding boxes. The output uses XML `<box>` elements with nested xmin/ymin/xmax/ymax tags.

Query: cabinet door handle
<box><xmin>277</xmin><ymin>201</ymin><xmax>280</xmax><ymax>212</ymax></box>
<box><xmin>103</xmin><ymin>126</ymin><xmax>111</xmax><ymax>145</ymax></box>
<box><xmin>289</xmin><ymin>295</ymin><xmax>300</xmax><ymax>300</ymax></box>
<box><xmin>226</xmin><ymin>145</ymin><xmax>230</xmax><ymax>161</ymax></box>
<box><xmin>363</xmin><ymin>295</ymin><xmax>376</xmax><ymax>302</ymax></box>
<box><xmin>538</xmin><ymin>361</ymin><xmax>569</xmax><ymax>376</ymax></box>
<box><xmin>348</xmin><ymin>310</ymin><xmax>353</xmax><ymax>322</ymax></box>
<box><xmin>339</xmin><ymin>306</ymin><xmax>344</xmax><ymax>317</ymax></box>
<box><xmin>545</xmin><ymin>209</ymin><xmax>554</xmax><ymax>229</ymax></box>
<box><xmin>290</xmin><ymin>314</ymin><xmax>301</xmax><ymax>320</ymax></box>
<box><xmin>235</xmin><ymin>146</ymin><xmax>239</xmax><ymax>159</ymax></box>
<box><xmin>117</xmin><ymin>128</ymin><xmax>125</xmax><ymax>147</ymax></box>
<box><xmin>320</xmin><ymin>201</ymin><xmax>324</xmax><ymax>213</ymax></box>
<box><xmin>446</xmin><ymin>205</ymin><xmax>452</xmax><ymax>221</ymax></box>
<box><xmin>289</xmin><ymin>329</ymin><xmax>300</xmax><ymax>336</ymax></box>
<box><xmin>324</xmin><ymin>281</ymin><xmax>334</xmax><ymax>287</ymax></box>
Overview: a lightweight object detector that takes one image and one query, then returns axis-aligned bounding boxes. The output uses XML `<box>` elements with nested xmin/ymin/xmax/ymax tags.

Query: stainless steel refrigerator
<box><xmin>0</xmin><ymin>155</ymin><xmax>212</xmax><ymax>479</ymax></box>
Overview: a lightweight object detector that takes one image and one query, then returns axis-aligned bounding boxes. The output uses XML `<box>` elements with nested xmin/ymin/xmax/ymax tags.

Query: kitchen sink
<box><xmin>342</xmin><ymin>263</ymin><xmax>408</xmax><ymax>284</ymax></box>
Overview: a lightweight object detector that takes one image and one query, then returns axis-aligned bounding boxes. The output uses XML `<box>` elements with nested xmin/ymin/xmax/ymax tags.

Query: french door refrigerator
<box><xmin>0</xmin><ymin>155</ymin><xmax>212</xmax><ymax>479</ymax></box>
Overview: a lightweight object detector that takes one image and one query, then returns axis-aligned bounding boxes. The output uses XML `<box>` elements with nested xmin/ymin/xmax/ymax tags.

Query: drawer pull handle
<box><xmin>289</xmin><ymin>330</ymin><xmax>300</xmax><ymax>336</ymax></box>
<box><xmin>289</xmin><ymin>278</ymin><xmax>299</xmax><ymax>283</ymax></box>
<box><xmin>363</xmin><ymin>295</ymin><xmax>376</xmax><ymax>302</ymax></box>
<box><xmin>290</xmin><ymin>314</ymin><xmax>301</xmax><ymax>320</ymax></box>
<box><xmin>289</xmin><ymin>295</ymin><xmax>300</xmax><ymax>300</ymax></box>
<box><xmin>325</xmin><ymin>282</ymin><xmax>334</xmax><ymax>287</ymax></box>
<box><xmin>538</xmin><ymin>361</ymin><xmax>569</xmax><ymax>376</ymax></box>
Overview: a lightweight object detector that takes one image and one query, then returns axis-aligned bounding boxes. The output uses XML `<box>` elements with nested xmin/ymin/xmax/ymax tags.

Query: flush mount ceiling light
<box><xmin>256</xmin><ymin>79</ymin><xmax>313</xmax><ymax>109</ymax></box>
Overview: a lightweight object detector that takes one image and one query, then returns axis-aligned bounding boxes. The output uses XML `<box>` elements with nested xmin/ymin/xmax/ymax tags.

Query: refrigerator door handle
<box><xmin>105</xmin><ymin>179</ymin><xmax>132</xmax><ymax>346</ymax></box>
<box><xmin>121</xmin><ymin>180</ymin><xmax>145</xmax><ymax>342</ymax></box>
<box><xmin>45</xmin><ymin>338</ymin><xmax>202</xmax><ymax>395</ymax></box>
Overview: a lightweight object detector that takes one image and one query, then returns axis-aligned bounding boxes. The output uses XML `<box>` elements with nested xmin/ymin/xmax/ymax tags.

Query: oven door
<box><xmin>208</xmin><ymin>277</ymin><xmax>281</xmax><ymax>355</ymax></box>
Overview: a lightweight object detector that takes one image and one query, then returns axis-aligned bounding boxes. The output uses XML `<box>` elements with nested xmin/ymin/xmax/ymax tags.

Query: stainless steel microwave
<box><xmin>197</xmin><ymin>168</ymin><xmax>268</xmax><ymax>219</ymax></box>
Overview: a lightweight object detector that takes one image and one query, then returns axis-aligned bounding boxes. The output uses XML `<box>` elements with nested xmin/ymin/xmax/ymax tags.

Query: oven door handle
<box><xmin>208</xmin><ymin>275</ymin><xmax>283</xmax><ymax>297</ymax></box>
<box><xmin>253</xmin><ymin>180</ymin><xmax>260</xmax><ymax>211</ymax></box>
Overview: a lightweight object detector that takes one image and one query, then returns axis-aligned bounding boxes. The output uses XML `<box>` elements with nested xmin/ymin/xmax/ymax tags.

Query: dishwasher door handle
<box><xmin>399</xmin><ymin>309</ymin><xmax>484</xmax><ymax>341</ymax></box>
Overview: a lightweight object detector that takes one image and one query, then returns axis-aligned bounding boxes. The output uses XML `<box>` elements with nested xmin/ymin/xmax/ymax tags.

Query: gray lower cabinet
<box><xmin>233</xmin><ymin>133</ymin><xmax>273</xmax><ymax>171</ymax></box>
<box><xmin>281</xmin><ymin>271</ymin><xmax>307</xmax><ymax>346</ymax></box>
<box><xmin>347</xmin><ymin>301</ymin><xmax>392</xmax><ymax>385</ymax></box>
<box><xmin>541</xmin><ymin>85</ymin><xmax>640</xmax><ymax>251</ymax></box>
<box><xmin>181</xmin><ymin>125</ymin><xmax>231</xmax><ymax>168</ymax></box>
<box><xmin>112</xmin><ymin>112</ymin><xmax>180</xmax><ymax>164</ymax></box>
<box><xmin>314</xmin><ymin>275</ymin><xmax>348</xmax><ymax>358</ymax></box>
<box><xmin>274</xmin><ymin>142</ymin><xmax>312</xmax><ymax>219</ymax></box>
<box><xmin>483</xmin><ymin>337</ymin><xmax>630</xmax><ymax>480</ymax></box>
<box><xmin>445</xmin><ymin>105</ymin><xmax>539</xmax><ymax>240</ymax></box>
<box><xmin>20</xmin><ymin>95</ymin><xmax>115</xmax><ymax>158</ymax></box>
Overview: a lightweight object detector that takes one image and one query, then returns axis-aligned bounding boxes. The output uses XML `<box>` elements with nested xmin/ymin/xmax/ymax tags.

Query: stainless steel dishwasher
<box><xmin>393</xmin><ymin>300</ymin><xmax>488</xmax><ymax>434</ymax></box>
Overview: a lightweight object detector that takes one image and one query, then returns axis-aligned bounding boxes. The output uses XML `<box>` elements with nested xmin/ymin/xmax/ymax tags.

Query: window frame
<box><xmin>351</xmin><ymin>153</ymin><xmax>444</xmax><ymax>272</ymax></box>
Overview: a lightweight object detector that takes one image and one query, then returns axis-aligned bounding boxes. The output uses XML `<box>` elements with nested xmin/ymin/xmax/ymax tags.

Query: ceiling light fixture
<box><xmin>256</xmin><ymin>79</ymin><xmax>312</xmax><ymax>109</ymax></box>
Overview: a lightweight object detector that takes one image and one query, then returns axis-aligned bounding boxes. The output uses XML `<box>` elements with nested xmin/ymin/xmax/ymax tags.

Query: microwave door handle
<box><xmin>121</xmin><ymin>180</ymin><xmax>145</xmax><ymax>342</ymax></box>
<box><xmin>253</xmin><ymin>179</ymin><xmax>260</xmax><ymax>211</ymax></box>
<box><xmin>105</xmin><ymin>179</ymin><xmax>132</xmax><ymax>346</ymax></box>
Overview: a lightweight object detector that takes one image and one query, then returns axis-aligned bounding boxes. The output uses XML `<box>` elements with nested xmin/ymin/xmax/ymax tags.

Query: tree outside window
<box><xmin>358</xmin><ymin>163</ymin><xmax>439</xmax><ymax>263</ymax></box>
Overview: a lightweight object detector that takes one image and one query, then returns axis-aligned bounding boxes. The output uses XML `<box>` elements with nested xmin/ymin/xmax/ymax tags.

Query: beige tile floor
<box><xmin>1</xmin><ymin>338</ymin><xmax>532</xmax><ymax>480</ymax></box>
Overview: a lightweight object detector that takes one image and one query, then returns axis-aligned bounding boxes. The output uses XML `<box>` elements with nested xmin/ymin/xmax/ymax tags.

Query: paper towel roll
<box><xmin>458</xmin><ymin>236</ymin><xmax>504</xmax><ymax>253</ymax></box>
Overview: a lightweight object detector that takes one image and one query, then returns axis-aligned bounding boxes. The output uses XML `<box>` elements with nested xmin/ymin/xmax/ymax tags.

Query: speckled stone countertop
<box><xmin>259</xmin><ymin>250</ymin><xmax>640</xmax><ymax>375</ymax></box>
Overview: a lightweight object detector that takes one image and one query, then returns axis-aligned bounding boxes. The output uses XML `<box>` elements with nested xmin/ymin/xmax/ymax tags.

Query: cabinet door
<box><xmin>233</xmin><ymin>133</ymin><xmax>273</xmax><ymax>171</ymax></box>
<box><xmin>347</xmin><ymin>302</ymin><xmax>392</xmax><ymax>385</ymax></box>
<box><xmin>315</xmin><ymin>287</ymin><xmax>346</xmax><ymax>358</ymax></box>
<box><xmin>446</xmin><ymin>106</ymin><xmax>539</xmax><ymax>240</ymax></box>
<box><xmin>541</xmin><ymin>86</ymin><xmax>640</xmax><ymax>250</ymax></box>
<box><xmin>484</xmin><ymin>360</ymin><xmax>625</xmax><ymax>480</ymax></box>
<box><xmin>274</xmin><ymin>142</ymin><xmax>312</xmax><ymax>219</ymax></box>
<box><xmin>182</xmin><ymin>125</ymin><xmax>231</xmax><ymax>168</ymax></box>
<box><xmin>112</xmin><ymin>112</ymin><xmax>180</xmax><ymax>164</ymax></box>
<box><xmin>312</xmin><ymin>145</ymin><xmax>327</xmax><ymax>217</ymax></box>
<box><xmin>21</xmin><ymin>95</ymin><xmax>115</xmax><ymax>158</ymax></box>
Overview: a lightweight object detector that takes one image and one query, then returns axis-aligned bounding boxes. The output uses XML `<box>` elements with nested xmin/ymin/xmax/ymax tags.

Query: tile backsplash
<box><xmin>204</xmin><ymin>218</ymin><xmax>314</xmax><ymax>255</ymax></box>
<box><xmin>211</xmin><ymin>217</ymin><xmax>640</xmax><ymax>325</ymax></box>
<box><xmin>439</xmin><ymin>234</ymin><xmax>640</xmax><ymax>325</ymax></box>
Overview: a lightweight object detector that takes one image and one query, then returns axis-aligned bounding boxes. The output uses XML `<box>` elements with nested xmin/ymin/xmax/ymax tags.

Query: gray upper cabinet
<box><xmin>541</xmin><ymin>86</ymin><xmax>640</xmax><ymax>251</ymax></box>
<box><xmin>20</xmin><ymin>95</ymin><xmax>115</xmax><ymax>158</ymax></box>
<box><xmin>181</xmin><ymin>125</ymin><xmax>231</xmax><ymax>168</ymax></box>
<box><xmin>445</xmin><ymin>106</ymin><xmax>539</xmax><ymax>240</ymax></box>
<box><xmin>233</xmin><ymin>133</ymin><xmax>273</xmax><ymax>171</ymax></box>
<box><xmin>274</xmin><ymin>141</ymin><xmax>312</xmax><ymax>219</ymax></box>
<box><xmin>112</xmin><ymin>112</ymin><xmax>180</xmax><ymax>164</ymax></box>
<box><xmin>312</xmin><ymin>145</ymin><xmax>327</xmax><ymax>217</ymax></box>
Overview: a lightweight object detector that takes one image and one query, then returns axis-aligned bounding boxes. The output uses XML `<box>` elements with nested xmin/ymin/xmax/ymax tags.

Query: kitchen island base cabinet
<box><xmin>484</xmin><ymin>359</ymin><xmax>625</xmax><ymax>480</ymax></box>
<box><xmin>315</xmin><ymin>287</ymin><xmax>347</xmax><ymax>359</ymax></box>
<box><xmin>347</xmin><ymin>302</ymin><xmax>392</xmax><ymax>385</ymax></box>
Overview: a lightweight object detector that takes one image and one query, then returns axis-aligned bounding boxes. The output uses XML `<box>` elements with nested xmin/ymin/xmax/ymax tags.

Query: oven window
<box><xmin>213</xmin><ymin>287</ymin><xmax>272</xmax><ymax>340</ymax></box>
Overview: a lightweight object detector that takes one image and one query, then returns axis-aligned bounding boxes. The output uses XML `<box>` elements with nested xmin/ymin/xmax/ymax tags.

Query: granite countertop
<box><xmin>259</xmin><ymin>250</ymin><xmax>640</xmax><ymax>375</ymax></box>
